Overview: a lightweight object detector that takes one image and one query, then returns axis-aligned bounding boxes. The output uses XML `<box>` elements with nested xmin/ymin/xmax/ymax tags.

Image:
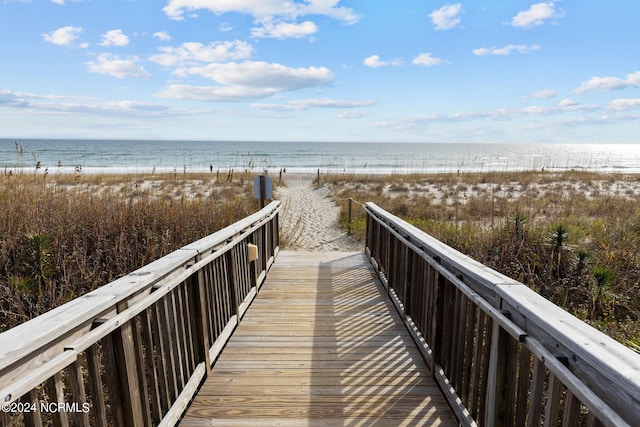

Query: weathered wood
<box><xmin>131</xmin><ymin>316</ymin><xmax>152</xmax><ymax>426</ymax></box>
<box><xmin>150</xmin><ymin>303</ymin><xmax>171</xmax><ymax>414</ymax></box>
<box><xmin>0</xmin><ymin>408</ymin><xmax>10</xmax><ymax>426</ymax></box>
<box><xmin>158</xmin><ymin>363</ymin><xmax>207</xmax><ymax>427</ymax></box>
<box><xmin>189</xmin><ymin>270</ymin><xmax>211</xmax><ymax>370</ymax></box>
<box><xmin>562</xmin><ymin>390</ymin><xmax>582</xmax><ymax>427</ymax></box>
<box><xmin>0</xmin><ymin>201</ymin><xmax>282</xmax><ymax>427</ymax></box>
<box><xmin>544</xmin><ymin>373</ymin><xmax>563</xmax><ymax>427</ymax></box>
<box><xmin>469</xmin><ymin>309</ymin><xmax>485</xmax><ymax>419</ymax></box>
<box><xmin>140</xmin><ymin>309</ymin><xmax>163</xmax><ymax>425</ymax></box>
<box><xmin>515</xmin><ymin>346</ymin><xmax>532</xmax><ymax>426</ymax></box>
<box><xmin>527</xmin><ymin>357</ymin><xmax>546</xmax><ymax>427</ymax></box>
<box><xmin>46</xmin><ymin>372</ymin><xmax>69</xmax><ymax>427</ymax></box>
<box><xmin>113</xmin><ymin>322</ymin><xmax>145</xmax><ymax>427</ymax></box>
<box><xmin>67</xmin><ymin>359</ymin><xmax>91</xmax><ymax>427</ymax></box>
<box><xmin>180</xmin><ymin>251</ymin><xmax>457</xmax><ymax>426</ymax></box>
<box><xmin>365</xmin><ymin>202</ymin><xmax>640</xmax><ymax>427</ymax></box>
<box><xmin>101</xmin><ymin>334</ymin><xmax>125</xmax><ymax>426</ymax></box>
<box><xmin>485</xmin><ymin>320</ymin><xmax>508</xmax><ymax>427</ymax></box>
<box><xmin>85</xmin><ymin>344</ymin><xmax>109</xmax><ymax>427</ymax></box>
<box><xmin>22</xmin><ymin>388</ymin><xmax>43</xmax><ymax>427</ymax></box>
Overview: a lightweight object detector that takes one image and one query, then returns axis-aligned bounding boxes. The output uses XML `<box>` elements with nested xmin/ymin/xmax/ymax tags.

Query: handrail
<box><xmin>0</xmin><ymin>201</ymin><xmax>281</xmax><ymax>427</ymax></box>
<box><xmin>364</xmin><ymin>202</ymin><xmax>640</xmax><ymax>427</ymax></box>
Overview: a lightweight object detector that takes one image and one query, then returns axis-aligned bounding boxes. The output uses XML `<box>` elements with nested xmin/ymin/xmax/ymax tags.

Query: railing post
<box><xmin>189</xmin><ymin>270</ymin><xmax>212</xmax><ymax>369</ymax></box>
<box><xmin>261</xmin><ymin>219</ymin><xmax>268</xmax><ymax>273</ymax></box>
<box><xmin>431</xmin><ymin>270</ymin><xmax>445</xmax><ymax>368</ymax></box>
<box><xmin>485</xmin><ymin>320</ymin><xmax>508</xmax><ymax>427</ymax></box>
<box><xmin>112</xmin><ymin>321</ymin><xmax>145</xmax><ymax>427</ymax></box>
<box><xmin>365</xmin><ymin>208</ymin><xmax>371</xmax><ymax>252</ymax></box>
<box><xmin>268</xmin><ymin>207</ymin><xmax>278</xmax><ymax>256</ymax></box>
<box><xmin>226</xmin><ymin>248</ymin><xmax>241</xmax><ymax>318</ymax></box>
<box><xmin>46</xmin><ymin>372</ymin><xmax>69</xmax><ymax>427</ymax></box>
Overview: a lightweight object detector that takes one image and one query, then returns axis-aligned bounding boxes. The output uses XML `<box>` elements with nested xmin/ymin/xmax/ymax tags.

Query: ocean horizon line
<box><xmin>2</xmin><ymin>139</ymin><xmax>640</xmax><ymax>175</ymax></box>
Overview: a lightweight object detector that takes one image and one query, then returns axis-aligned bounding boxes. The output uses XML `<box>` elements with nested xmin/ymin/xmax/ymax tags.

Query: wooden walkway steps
<box><xmin>180</xmin><ymin>251</ymin><xmax>457</xmax><ymax>426</ymax></box>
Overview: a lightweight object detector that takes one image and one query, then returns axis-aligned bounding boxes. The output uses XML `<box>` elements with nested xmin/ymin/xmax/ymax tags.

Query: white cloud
<box><xmin>429</xmin><ymin>4</ymin><xmax>462</xmax><ymax>31</ymax></box>
<box><xmin>473</xmin><ymin>44</ymin><xmax>540</xmax><ymax>56</ymax></box>
<box><xmin>608</xmin><ymin>98</ymin><xmax>640</xmax><ymax>111</ymax></box>
<box><xmin>338</xmin><ymin>110</ymin><xmax>368</xmax><ymax>119</ymax></box>
<box><xmin>157</xmin><ymin>61</ymin><xmax>334</xmax><ymax>101</ymax></box>
<box><xmin>412</xmin><ymin>53</ymin><xmax>442</xmax><ymax>67</ymax></box>
<box><xmin>163</xmin><ymin>0</ymin><xmax>360</xmax><ymax>24</ymax></box>
<box><xmin>575</xmin><ymin>71</ymin><xmax>640</xmax><ymax>93</ymax></box>
<box><xmin>364</xmin><ymin>55</ymin><xmax>383</xmax><ymax>68</ymax></box>
<box><xmin>100</xmin><ymin>29</ymin><xmax>129</xmax><ymax>47</ymax></box>
<box><xmin>0</xmin><ymin>89</ymin><xmax>30</xmax><ymax>107</ymax></box>
<box><xmin>253</xmin><ymin>98</ymin><xmax>374</xmax><ymax>111</ymax></box>
<box><xmin>51</xmin><ymin>0</ymin><xmax>65</xmax><ymax>4</ymax></box>
<box><xmin>180</xmin><ymin>61</ymin><xmax>333</xmax><ymax>88</ymax></box>
<box><xmin>363</xmin><ymin>55</ymin><xmax>401</xmax><ymax>68</ymax></box>
<box><xmin>511</xmin><ymin>2</ymin><xmax>563</xmax><ymax>29</ymax></box>
<box><xmin>292</xmin><ymin>98</ymin><xmax>374</xmax><ymax>108</ymax></box>
<box><xmin>559</xmin><ymin>98</ymin><xmax>578</xmax><ymax>107</ymax></box>
<box><xmin>153</xmin><ymin>31</ymin><xmax>172</xmax><ymax>41</ymax></box>
<box><xmin>522</xmin><ymin>105</ymin><xmax>552</xmax><ymax>115</ymax></box>
<box><xmin>251</xmin><ymin>20</ymin><xmax>318</xmax><ymax>39</ymax></box>
<box><xmin>156</xmin><ymin>84</ymin><xmax>279</xmax><ymax>102</ymax></box>
<box><xmin>299</xmin><ymin>0</ymin><xmax>360</xmax><ymax>24</ymax></box>
<box><xmin>42</xmin><ymin>26</ymin><xmax>83</xmax><ymax>46</ymax></box>
<box><xmin>219</xmin><ymin>22</ymin><xmax>233</xmax><ymax>32</ymax></box>
<box><xmin>86</xmin><ymin>53</ymin><xmax>150</xmax><ymax>79</ymax></box>
<box><xmin>250</xmin><ymin>103</ymin><xmax>297</xmax><ymax>112</ymax></box>
<box><xmin>531</xmin><ymin>89</ymin><xmax>556</xmax><ymax>99</ymax></box>
<box><xmin>0</xmin><ymin>88</ymin><xmax>182</xmax><ymax>118</ymax></box>
<box><xmin>150</xmin><ymin>41</ymin><xmax>254</xmax><ymax>67</ymax></box>
<box><xmin>376</xmin><ymin>99</ymin><xmax>609</xmax><ymax>134</ymax></box>
<box><xmin>163</xmin><ymin>0</ymin><xmax>288</xmax><ymax>20</ymax></box>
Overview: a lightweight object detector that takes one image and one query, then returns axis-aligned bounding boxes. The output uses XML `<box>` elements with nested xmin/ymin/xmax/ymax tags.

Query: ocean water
<box><xmin>2</xmin><ymin>139</ymin><xmax>640</xmax><ymax>175</ymax></box>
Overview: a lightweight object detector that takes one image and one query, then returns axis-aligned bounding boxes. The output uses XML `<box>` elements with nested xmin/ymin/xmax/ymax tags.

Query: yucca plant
<box><xmin>550</xmin><ymin>222</ymin><xmax>569</xmax><ymax>278</ymax></box>
<box><xmin>22</xmin><ymin>233</ymin><xmax>57</xmax><ymax>296</ymax></box>
<box><xmin>591</xmin><ymin>265</ymin><xmax>614</xmax><ymax>320</ymax></box>
<box><xmin>574</xmin><ymin>249</ymin><xmax>590</xmax><ymax>276</ymax></box>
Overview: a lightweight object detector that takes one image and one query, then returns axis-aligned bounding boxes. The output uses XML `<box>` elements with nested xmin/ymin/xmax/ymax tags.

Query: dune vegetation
<box><xmin>328</xmin><ymin>170</ymin><xmax>640</xmax><ymax>349</ymax></box>
<box><xmin>0</xmin><ymin>171</ymin><xmax>259</xmax><ymax>331</ymax></box>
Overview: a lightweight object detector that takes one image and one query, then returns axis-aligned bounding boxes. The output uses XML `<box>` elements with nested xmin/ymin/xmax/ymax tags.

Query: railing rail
<box><xmin>0</xmin><ymin>201</ymin><xmax>281</xmax><ymax>427</ymax></box>
<box><xmin>364</xmin><ymin>202</ymin><xmax>640</xmax><ymax>427</ymax></box>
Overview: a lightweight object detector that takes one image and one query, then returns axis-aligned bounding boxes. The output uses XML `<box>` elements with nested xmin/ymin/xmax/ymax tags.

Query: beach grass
<box><xmin>0</xmin><ymin>171</ymin><xmax>260</xmax><ymax>331</ymax></box>
<box><xmin>327</xmin><ymin>170</ymin><xmax>640</xmax><ymax>348</ymax></box>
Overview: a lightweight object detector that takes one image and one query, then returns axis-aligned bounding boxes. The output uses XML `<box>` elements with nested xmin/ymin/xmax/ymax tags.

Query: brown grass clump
<box><xmin>328</xmin><ymin>170</ymin><xmax>640</xmax><ymax>348</ymax></box>
<box><xmin>0</xmin><ymin>172</ymin><xmax>259</xmax><ymax>331</ymax></box>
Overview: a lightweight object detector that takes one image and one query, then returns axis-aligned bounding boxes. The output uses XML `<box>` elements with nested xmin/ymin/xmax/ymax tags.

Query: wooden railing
<box><xmin>365</xmin><ymin>202</ymin><xmax>640</xmax><ymax>427</ymax></box>
<box><xmin>0</xmin><ymin>201</ymin><xmax>281</xmax><ymax>427</ymax></box>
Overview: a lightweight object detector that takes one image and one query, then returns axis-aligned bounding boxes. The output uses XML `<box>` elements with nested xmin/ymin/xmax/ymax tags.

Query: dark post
<box><xmin>317</xmin><ymin>169</ymin><xmax>320</xmax><ymax>188</ymax></box>
<box><xmin>259</xmin><ymin>175</ymin><xmax>266</xmax><ymax>208</ymax></box>
<box><xmin>347</xmin><ymin>198</ymin><xmax>353</xmax><ymax>233</ymax></box>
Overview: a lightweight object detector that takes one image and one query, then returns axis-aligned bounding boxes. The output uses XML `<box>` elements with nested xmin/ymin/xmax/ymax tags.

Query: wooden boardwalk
<box><xmin>180</xmin><ymin>251</ymin><xmax>457</xmax><ymax>426</ymax></box>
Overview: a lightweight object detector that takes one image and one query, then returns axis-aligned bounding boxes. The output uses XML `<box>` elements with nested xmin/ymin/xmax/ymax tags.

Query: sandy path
<box><xmin>276</xmin><ymin>174</ymin><xmax>361</xmax><ymax>252</ymax></box>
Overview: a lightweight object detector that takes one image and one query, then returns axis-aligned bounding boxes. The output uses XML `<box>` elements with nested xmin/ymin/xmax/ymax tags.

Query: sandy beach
<box><xmin>276</xmin><ymin>173</ymin><xmax>361</xmax><ymax>252</ymax></box>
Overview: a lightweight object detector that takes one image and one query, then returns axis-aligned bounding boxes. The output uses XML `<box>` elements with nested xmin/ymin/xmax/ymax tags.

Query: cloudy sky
<box><xmin>1</xmin><ymin>1</ymin><xmax>639</xmax><ymax>143</ymax></box>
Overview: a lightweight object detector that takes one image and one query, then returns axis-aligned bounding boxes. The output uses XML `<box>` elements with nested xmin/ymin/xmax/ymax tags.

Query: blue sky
<box><xmin>1</xmin><ymin>0</ymin><xmax>639</xmax><ymax>143</ymax></box>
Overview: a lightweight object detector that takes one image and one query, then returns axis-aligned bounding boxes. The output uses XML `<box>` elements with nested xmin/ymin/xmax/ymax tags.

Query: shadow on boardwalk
<box><xmin>180</xmin><ymin>251</ymin><xmax>457</xmax><ymax>426</ymax></box>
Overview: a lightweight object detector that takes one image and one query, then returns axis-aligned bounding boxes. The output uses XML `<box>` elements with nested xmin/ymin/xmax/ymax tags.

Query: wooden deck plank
<box><xmin>180</xmin><ymin>251</ymin><xmax>457</xmax><ymax>426</ymax></box>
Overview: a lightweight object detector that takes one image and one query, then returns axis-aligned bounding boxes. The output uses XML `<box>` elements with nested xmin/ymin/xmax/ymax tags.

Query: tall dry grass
<box><xmin>0</xmin><ymin>171</ymin><xmax>259</xmax><ymax>331</ymax></box>
<box><xmin>327</xmin><ymin>170</ymin><xmax>640</xmax><ymax>347</ymax></box>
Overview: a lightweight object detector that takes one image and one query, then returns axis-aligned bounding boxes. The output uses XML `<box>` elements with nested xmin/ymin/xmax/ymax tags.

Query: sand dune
<box><xmin>276</xmin><ymin>174</ymin><xmax>361</xmax><ymax>252</ymax></box>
